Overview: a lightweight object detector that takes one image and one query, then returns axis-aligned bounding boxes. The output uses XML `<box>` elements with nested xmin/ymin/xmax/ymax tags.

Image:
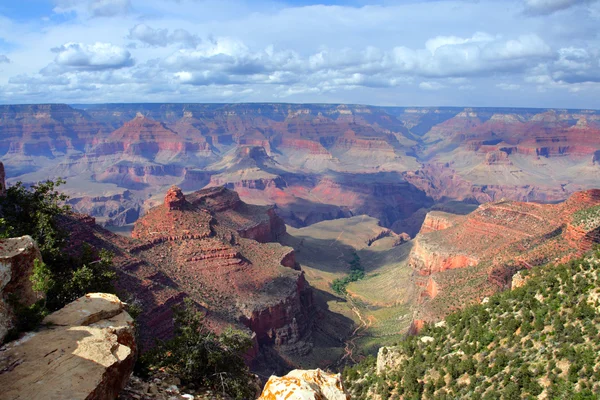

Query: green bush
<box><xmin>140</xmin><ymin>299</ymin><xmax>256</xmax><ymax>399</ymax></box>
<box><xmin>0</xmin><ymin>179</ymin><xmax>117</xmax><ymax>341</ymax></box>
<box><xmin>331</xmin><ymin>252</ymin><xmax>365</xmax><ymax>295</ymax></box>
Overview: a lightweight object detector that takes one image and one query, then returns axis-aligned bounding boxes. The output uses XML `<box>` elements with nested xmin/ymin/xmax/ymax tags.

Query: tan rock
<box><xmin>511</xmin><ymin>271</ymin><xmax>529</xmax><ymax>289</ymax></box>
<box><xmin>258</xmin><ymin>369</ymin><xmax>349</xmax><ymax>400</ymax></box>
<box><xmin>0</xmin><ymin>235</ymin><xmax>44</xmax><ymax>342</ymax></box>
<box><xmin>376</xmin><ymin>346</ymin><xmax>404</xmax><ymax>374</ymax></box>
<box><xmin>0</xmin><ymin>293</ymin><xmax>136</xmax><ymax>400</ymax></box>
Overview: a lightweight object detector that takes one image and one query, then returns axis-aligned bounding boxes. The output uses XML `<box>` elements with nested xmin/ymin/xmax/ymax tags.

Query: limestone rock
<box><xmin>259</xmin><ymin>369</ymin><xmax>349</xmax><ymax>400</ymax></box>
<box><xmin>0</xmin><ymin>235</ymin><xmax>44</xmax><ymax>342</ymax></box>
<box><xmin>0</xmin><ymin>293</ymin><xmax>136</xmax><ymax>400</ymax></box>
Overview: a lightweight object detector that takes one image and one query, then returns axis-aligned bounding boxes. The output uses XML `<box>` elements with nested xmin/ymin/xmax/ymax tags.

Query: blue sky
<box><xmin>0</xmin><ymin>0</ymin><xmax>599</xmax><ymax>107</ymax></box>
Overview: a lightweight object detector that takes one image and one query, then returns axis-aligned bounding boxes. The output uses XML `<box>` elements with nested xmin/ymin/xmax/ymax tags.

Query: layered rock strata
<box><xmin>409</xmin><ymin>189</ymin><xmax>600</xmax><ymax>323</ymax></box>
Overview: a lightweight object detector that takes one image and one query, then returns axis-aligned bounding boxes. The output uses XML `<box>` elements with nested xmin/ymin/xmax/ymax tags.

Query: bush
<box><xmin>331</xmin><ymin>252</ymin><xmax>365</xmax><ymax>295</ymax></box>
<box><xmin>0</xmin><ymin>179</ymin><xmax>117</xmax><ymax>341</ymax></box>
<box><xmin>140</xmin><ymin>299</ymin><xmax>256</xmax><ymax>399</ymax></box>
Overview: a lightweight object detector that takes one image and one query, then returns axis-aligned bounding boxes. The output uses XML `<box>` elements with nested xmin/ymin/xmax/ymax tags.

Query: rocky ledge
<box><xmin>258</xmin><ymin>369</ymin><xmax>349</xmax><ymax>400</ymax></box>
<box><xmin>0</xmin><ymin>293</ymin><xmax>136</xmax><ymax>400</ymax></box>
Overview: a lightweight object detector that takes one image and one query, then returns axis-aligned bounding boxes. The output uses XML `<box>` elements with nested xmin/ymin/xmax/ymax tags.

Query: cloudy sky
<box><xmin>0</xmin><ymin>0</ymin><xmax>599</xmax><ymax>107</ymax></box>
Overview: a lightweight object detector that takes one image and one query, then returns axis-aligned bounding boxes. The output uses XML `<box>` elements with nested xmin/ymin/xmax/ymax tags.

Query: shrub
<box><xmin>140</xmin><ymin>299</ymin><xmax>256</xmax><ymax>399</ymax></box>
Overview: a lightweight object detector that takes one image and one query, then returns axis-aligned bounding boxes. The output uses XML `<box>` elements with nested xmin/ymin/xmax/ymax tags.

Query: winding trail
<box><xmin>337</xmin><ymin>296</ymin><xmax>372</xmax><ymax>367</ymax></box>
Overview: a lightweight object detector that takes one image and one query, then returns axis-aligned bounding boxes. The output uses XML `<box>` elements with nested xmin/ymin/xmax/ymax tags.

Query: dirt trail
<box><xmin>337</xmin><ymin>296</ymin><xmax>372</xmax><ymax>367</ymax></box>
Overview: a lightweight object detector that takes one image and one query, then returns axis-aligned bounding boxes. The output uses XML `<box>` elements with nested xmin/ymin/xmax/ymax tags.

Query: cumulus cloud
<box><xmin>0</xmin><ymin>55</ymin><xmax>10</xmax><ymax>64</ymax></box>
<box><xmin>128</xmin><ymin>24</ymin><xmax>200</xmax><ymax>48</ymax></box>
<box><xmin>523</xmin><ymin>0</ymin><xmax>597</xmax><ymax>16</ymax></box>
<box><xmin>164</xmin><ymin>32</ymin><xmax>553</xmax><ymax>90</ymax></box>
<box><xmin>50</xmin><ymin>42</ymin><xmax>134</xmax><ymax>70</ymax></box>
<box><xmin>550</xmin><ymin>47</ymin><xmax>600</xmax><ymax>83</ymax></box>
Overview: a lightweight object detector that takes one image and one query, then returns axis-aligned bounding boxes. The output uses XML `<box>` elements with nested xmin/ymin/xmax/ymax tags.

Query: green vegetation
<box><xmin>139</xmin><ymin>299</ymin><xmax>257</xmax><ymax>399</ymax></box>
<box><xmin>0</xmin><ymin>179</ymin><xmax>116</xmax><ymax>342</ymax></box>
<box><xmin>573</xmin><ymin>205</ymin><xmax>600</xmax><ymax>231</ymax></box>
<box><xmin>331</xmin><ymin>252</ymin><xmax>365</xmax><ymax>295</ymax></box>
<box><xmin>344</xmin><ymin>252</ymin><xmax>600</xmax><ymax>399</ymax></box>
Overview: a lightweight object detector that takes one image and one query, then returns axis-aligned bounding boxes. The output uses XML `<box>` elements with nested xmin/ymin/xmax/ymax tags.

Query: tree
<box><xmin>141</xmin><ymin>299</ymin><xmax>256</xmax><ymax>399</ymax></box>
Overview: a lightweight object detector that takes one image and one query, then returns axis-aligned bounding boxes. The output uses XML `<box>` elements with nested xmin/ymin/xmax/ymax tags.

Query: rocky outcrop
<box><xmin>0</xmin><ymin>293</ymin><xmax>136</xmax><ymax>400</ymax></box>
<box><xmin>241</xmin><ymin>272</ymin><xmax>313</xmax><ymax>351</ymax></box>
<box><xmin>259</xmin><ymin>369</ymin><xmax>349</xmax><ymax>400</ymax></box>
<box><xmin>419</xmin><ymin>211</ymin><xmax>456</xmax><ymax>234</ymax></box>
<box><xmin>128</xmin><ymin>186</ymin><xmax>315</xmax><ymax>364</ymax></box>
<box><xmin>511</xmin><ymin>271</ymin><xmax>529</xmax><ymax>289</ymax></box>
<box><xmin>408</xmin><ymin>189</ymin><xmax>600</xmax><ymax>324</ymax></box>
<box><xmin>409</xmin><ymin>237</ymin><xmax>478</xmax><ymax>275</ymax></box>
<box><xmin>0</xmin><ymin>235</ymin><xmax>44</xmax><ymax>342</ymax></box>
<box><xmin>164</xmin><ymin>186</ymin><xmax>186</xmax><ymax>211</ymax></box>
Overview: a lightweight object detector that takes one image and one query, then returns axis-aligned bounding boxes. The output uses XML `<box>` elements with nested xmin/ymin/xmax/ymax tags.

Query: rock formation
<box><xmin>53</xmin><ymin>185</ymin><xmax>315</xmax><ymax>372</ymax></box>
<box><xmin>164</xmin><ymin>186</ymin><xmax>186</xmax><ymax>211</ymax></box>
<box><xmin>259</xmin><ymin>369</ymin><xmax>349</xmax><ymax>400</ymax></box>
<box><xmin>409</xmin><ymin>189</ymin><xmax>600</xmax><ymax>323</ymax></box>
<box><xmin>0</xmin><ymin>293</ymin><xmax>135</xmax><ymax>400</ymax></box>
<box><xmin>0</xmin><ymin>235</ymin><xmax>44</xmax><ymax>342</ymax></box>
<box><xmin>131</xmin><ymin>186</ymin><xmax>313</xmax><ymax>355</ymax></box>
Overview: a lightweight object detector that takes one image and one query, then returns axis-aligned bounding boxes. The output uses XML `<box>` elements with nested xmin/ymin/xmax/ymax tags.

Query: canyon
<box><xmin>2</xmin><ymin>104</ymin><xmax>600</xmax><ymax>234</ymax></box>
<box><xmin>2</xmin><ymin>103</ymin><xmax>600</xmax><ymax>381</ymax></box>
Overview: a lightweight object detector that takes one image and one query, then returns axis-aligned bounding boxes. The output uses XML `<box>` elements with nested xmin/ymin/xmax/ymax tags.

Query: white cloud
<box><xmin>50</xmin><ymin>42</ymin><xmax>134</xmax><ymax>70</ymax></box>
<box><xmin>0</xmin><ymin>55</ymin><xmax>10</xmax><ymax>64</ymax></box>
<box><xmin>128</xmin><ymin>24</ymin><xmax>201</xmax><ymax>48</ymax></box>
<box><xmin>1</xmin><ymin>0</ymin><xmax>600</xmax><ymax>107</ymax></box>
<box><xmin>523</xmin><ymin>0</ymin><xmax>597</xmax><ymax>16</ymax></box>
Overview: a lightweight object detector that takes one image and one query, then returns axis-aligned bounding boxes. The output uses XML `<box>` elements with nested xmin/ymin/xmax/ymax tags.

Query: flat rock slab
<box><xmin>0</xmin><ymin>293</ymin><xmax>136</xmax><ymax>400</ymax></box>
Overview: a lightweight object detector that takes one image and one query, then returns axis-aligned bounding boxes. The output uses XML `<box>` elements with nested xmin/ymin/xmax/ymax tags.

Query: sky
<box><xmin>0</xmin><ymin>0</ymin><xmax>599</xmax><ymax>107</ymax></box>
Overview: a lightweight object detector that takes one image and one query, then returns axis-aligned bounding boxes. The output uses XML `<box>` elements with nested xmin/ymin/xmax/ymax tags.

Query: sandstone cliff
<box><xmin>408</xmin><ymin>189</ymin><xmax>600</xmax><ymax>324</ymax></box>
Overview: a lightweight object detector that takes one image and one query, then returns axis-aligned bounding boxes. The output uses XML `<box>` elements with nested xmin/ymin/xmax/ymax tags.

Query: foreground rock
<box><xmin>0</xmin><ymin>235</ymin><xmax>44</xmax><ymax>342</ymax></box>
<box><xmin>0</xmin><ymin>293</ymin><xmax>136</xmax><ymax>400</ymax></box>
<box><xmin>258</xmin><ymin>369</ymin><xmax>349</xmax><ymax>400</ymax></box>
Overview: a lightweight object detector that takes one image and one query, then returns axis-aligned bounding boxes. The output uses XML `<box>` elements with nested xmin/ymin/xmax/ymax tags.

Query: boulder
<box><xmin>258</xmin><ymin>369</ymin><xmax>349</xmax><ymax>400</ymax></box>
<box><xmin>0</xmin><ymin>235</ymin><xmax>44</xmax><ymax>342</ymax></box>
<box><xmin>0</xmin><ymin>293</ymin><xmax>136</xmax><ymax>400</ymax></box>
